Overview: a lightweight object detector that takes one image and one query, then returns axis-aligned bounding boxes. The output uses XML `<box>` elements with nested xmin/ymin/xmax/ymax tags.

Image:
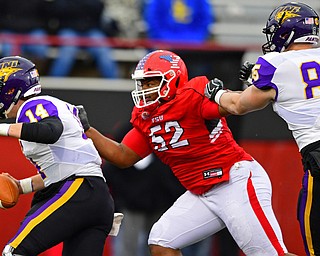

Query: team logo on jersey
<box><xmin>202</xmin><ymin>168</ymin><xmax>223</xmax><ymax>179</ymax></box>
<box><xmin>151</xmin><ymin>115</ymin><xmax>163</xmax><ymax>123</ymax></box>
<box><xmin>142</xmin><ymin>111</ymin><xmax>150</xmax><ymax>120</ymax></box>
<box><xmin>275</xmin><ymin>6</ymin><xmax>301</xmax><ymax>25</ymax></box>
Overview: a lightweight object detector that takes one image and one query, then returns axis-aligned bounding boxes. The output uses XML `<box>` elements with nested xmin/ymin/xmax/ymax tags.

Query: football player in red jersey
<box><xmin>78</xmin><ymin>50</ymin><xmax>296</xmax><ymax>256</ymax></box>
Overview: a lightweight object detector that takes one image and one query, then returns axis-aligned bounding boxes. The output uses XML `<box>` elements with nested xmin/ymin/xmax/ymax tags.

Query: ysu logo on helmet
<box><xmin>159</xmin><ymin>55</ymin><xmax>173</xmax><ymax>62</ymax></box>
<box><xmin>159</xmin><ymin>54</ymin><xmax>181</xmax><ymax>70</ymax></box>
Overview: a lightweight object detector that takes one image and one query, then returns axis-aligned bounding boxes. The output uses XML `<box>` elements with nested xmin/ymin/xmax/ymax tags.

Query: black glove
<box><xmin>239</xmin><ymin>61</ymin><xmax>254</xmax><ymax>83</ymax></box>
<box><xmin>76</xmin><ymin>105</ymin><xmax>90</xmax><ymax>132</ymax></box>
<box><xmin>204</xmin><ymin>78</ymin><xmax>224</xmax><ymax>102</ymax></box>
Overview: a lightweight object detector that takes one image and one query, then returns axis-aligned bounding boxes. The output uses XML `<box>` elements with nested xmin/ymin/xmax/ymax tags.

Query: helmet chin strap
<box><xmin>281</xmin><ymin>31</ymin><xmax>295</xmax><ymax>52</ymax></box>
<box><xmin>4</xmin><ymin>89</ymin><xmax>22</xmax><ymax>118</ymax></box>
<box><xmin>4</xmin><ymin>102</ymin><xmax>15</xmax><ymax>118</ymax></box>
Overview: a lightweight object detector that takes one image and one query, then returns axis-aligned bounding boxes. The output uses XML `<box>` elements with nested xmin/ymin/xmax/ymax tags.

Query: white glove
<box><xmin>109</xmin><ymin>212</ymin><xmax>124</xmax><ymax>236</ymax></box>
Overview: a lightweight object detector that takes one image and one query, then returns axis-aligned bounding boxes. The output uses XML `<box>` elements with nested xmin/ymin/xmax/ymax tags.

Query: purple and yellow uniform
<box><xmin>5</xmin><ymin>95</ymin><xmax>114</xmax><ymax>256</ymax></box>
<box><xmin>253</xmin><ymin>47</ymin><xmax>320</xmax><ymax>255</ymax></box>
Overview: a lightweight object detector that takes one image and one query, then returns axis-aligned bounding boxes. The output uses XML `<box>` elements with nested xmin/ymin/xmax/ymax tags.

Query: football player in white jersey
<box><xmin>205</xmin><ymin>2</ymin><xmax>320</xmax><ymax>256</ymax></box>
<box><xmin>0</xmin><ymin>56</ymin><xmax>114</xmax><ymax>256</ymax></box>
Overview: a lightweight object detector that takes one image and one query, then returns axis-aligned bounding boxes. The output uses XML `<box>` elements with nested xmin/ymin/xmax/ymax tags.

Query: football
<box><xmin>0</xmin><ymin>174</ymin><xmax>19</xmax><ymax>209</ymax></box>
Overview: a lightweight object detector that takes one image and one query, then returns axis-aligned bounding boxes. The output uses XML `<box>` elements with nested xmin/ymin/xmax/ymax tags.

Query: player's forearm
<box><xmin>18</xmin><ymin>174</ymin><xmax>44</xmax><ymax>194</ymax></box>
<box><xmin>85</xmin><ymin>127</ymin><xmax>137</xmax><ymax>168</ymax></box>
<box><xmin>4</xmin><ymin>173</ymin><xmax>44</xmax><ymax>194</ymax></box>
<box><xmin>31</xmin><ymin>174</ymin><xmax>45</xmax><ymax>192</ymax></box>
<box><xmin>0</xmin><ymin>117</ymin><xmax>63</xmax><ymax>143</ymax></box>
<box><xmin>219</xmin><ymin>92</ymin><xmax>248</xmax><ymax>115</ymax></box>
<box><xmin>221</xmin><ymin>86</ymin><xmax>274</xmax><ymax>115</ymax></box>
<box><xmin>0</xmin><ymin>123</ymin><xmax>22</xmax><ymax>138</ymax></box>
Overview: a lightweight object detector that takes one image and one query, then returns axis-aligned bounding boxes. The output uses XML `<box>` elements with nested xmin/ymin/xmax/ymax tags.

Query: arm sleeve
<box><xmin>20</xmin><ymin>116</ymin><xmax>63</xmax><ymax>144</ymax></box>
<box><xmin>200</xmin><ymin>97</ymin><xmax>223</xmax><ymax>119</ymax></box>
<box><xmin>122</xmin><ymin>127</ymin><xmax>153</xmax><ymax>158</ymax></box>
<box><xmin>253</xmin><ymin>56</ymin><xmax>277</xmax><ymax>90</ymax></box>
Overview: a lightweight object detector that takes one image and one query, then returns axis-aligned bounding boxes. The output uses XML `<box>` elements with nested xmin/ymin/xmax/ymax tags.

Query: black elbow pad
<box><xmin>20</xmin><ymin>116</ymin><xmax>63</xmax><ymax>144</ymax></box>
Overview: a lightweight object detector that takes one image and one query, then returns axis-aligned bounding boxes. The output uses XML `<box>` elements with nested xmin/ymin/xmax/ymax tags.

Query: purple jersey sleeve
<box><xmin>253</xmin><ymin>57</ymin><xmax>278</xmax><ymax>90</ymax></box>
<box><xmin>18</xmin><ymin>99</ymin><xmax>59</xmax><ymax>123</ymax></box>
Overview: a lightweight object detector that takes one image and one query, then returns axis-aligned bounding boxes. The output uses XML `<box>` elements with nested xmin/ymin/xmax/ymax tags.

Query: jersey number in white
<box><xmin>149</xmin><ymin>121</ymin><xmax>189</xmax><ymax>151</ymax></box>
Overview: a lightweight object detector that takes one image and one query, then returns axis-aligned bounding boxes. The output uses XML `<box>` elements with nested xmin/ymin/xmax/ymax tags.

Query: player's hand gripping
<box><xmin>239</xmin><ymin>61</ymin><xmax>254</xmax><ymax>85</ymax></box>
<box><xmin>204</xmin><ymin>78</ymin><xmax>226</xmax><ymax>104</ymax></box>
<box><xmin>1</xmin><ymin>173</ymin><xmax>21</xmax><ymax>193</ymax></box>
<box><xmin>76</xmin><ymin>105</ymin><xmax>91</xmax><ymax>132</ymax></box>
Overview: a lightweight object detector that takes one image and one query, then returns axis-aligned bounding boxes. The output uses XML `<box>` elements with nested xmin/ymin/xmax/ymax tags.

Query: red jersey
<box><xmin>123</xmin><ymin>76</ymin><xmax>252</xmax><ymax>194</ymax></box>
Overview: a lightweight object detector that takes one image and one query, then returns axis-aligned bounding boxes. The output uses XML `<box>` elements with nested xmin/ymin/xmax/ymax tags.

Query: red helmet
<box><xmin>131</xmin><ymin>50</ymin><xmax>188</xmax><ymax>108</ymax></box>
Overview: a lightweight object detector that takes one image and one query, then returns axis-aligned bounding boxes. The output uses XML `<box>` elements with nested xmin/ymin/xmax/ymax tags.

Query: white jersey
<box><xmin>16</xmin><ymin>95</ymin><xmax>103</xmax><ymax>187</ymax></box>
<box><xmin>253</xmin><ymin>47</ymin><xmax>320</xmax><ymax>151</ymax></box>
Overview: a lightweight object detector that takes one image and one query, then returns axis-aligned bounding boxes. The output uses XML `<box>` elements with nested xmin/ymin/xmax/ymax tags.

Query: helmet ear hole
<box><xmin>175</xmin><ymin>77</ymin><xmax>180</xmax><ymax>88</ymax></box>
<box><xmin>280</xmin><ymin>31</ymin><xmax>290</xmax><ymax>40</ymax></box>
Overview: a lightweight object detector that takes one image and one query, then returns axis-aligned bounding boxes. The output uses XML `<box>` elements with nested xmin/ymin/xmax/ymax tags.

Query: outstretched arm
<box><xmin>85</xmin><ymin>127</ymin><xmax>142</xmax><ymax>168</ymax></box>
<box><xmin>218</xmin><ymin>86</ymin><xmax>276</xmax><ymax>115</ymax></box>
<box><xmin>205</xmin><ymin>79</ymin><xmax>276</xmax><ymax>115</ymax></box>
<box><xmin>0</xmin><ymin>116</ymin><xmax>63</xmax><ymax>143</ymax></box>
<box><xmin>77</xmin><ymin>105</ymin><xmax>146</xmax><ymax>168</ymax></box>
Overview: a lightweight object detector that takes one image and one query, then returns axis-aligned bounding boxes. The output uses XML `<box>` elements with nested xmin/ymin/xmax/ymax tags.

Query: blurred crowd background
<box><xmin>1</xmin><ymin>0</ymin><xmax>319</xmax><ymax>79</ymax></box>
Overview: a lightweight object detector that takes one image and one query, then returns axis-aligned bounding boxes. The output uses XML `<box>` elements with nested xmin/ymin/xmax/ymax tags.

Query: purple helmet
<box><xmin>0</xmin><ymin>56</ymin><xmax>41</xmax><ymax>119</ymax></box>
<box><xmin>262</xmin><ymin>2</ymin><xmax>319</xmax><ymax>54</ymax></box>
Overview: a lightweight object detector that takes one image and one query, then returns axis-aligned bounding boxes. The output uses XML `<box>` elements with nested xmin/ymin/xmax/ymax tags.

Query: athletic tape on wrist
<box><xmin>19</xmin><ymin>178</ymin><xmax>33</xmax><ymax>194</ymax></box>
<box><xmin>214</xmin><ymin>90</ymin><xmax>227</xmax><ymax>105</ymax></box>
<box><xmin>0</xmin><ymin>123</ymin><xmax>10</xmax><ymax>136</ymax></box>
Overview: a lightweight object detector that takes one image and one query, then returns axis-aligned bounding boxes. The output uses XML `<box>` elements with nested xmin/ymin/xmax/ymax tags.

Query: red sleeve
<box><xmin>121</xmin><ymin>127</ymin><xmax>153</xmax><ymax>158</ymax></box>
<box><xmin>185</xmin><ymin>76</ymin><xmax>222</xmax><ymax>120</ymax></box>
<box><xmin>200</xmin><ymin>97</ymin><xmax>222</xmax><ymax>119</ymax></box>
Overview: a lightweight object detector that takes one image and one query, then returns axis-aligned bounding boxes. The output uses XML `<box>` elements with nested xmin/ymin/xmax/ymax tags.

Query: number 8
<box><xmin>301</xmin><ymin>61</ymin><xmax>320</xmax><ymax>99</ymax></box>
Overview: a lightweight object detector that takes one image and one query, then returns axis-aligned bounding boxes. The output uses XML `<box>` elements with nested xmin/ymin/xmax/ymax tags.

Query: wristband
<box><xmin>214</xmin><ymin>90</ymin><xmax>227</xmax><ymax>105</ymax></box>
<box><xmin>0</xmin><ymin>123</ymin><xmax>10</xmax><ymax>136</ymax></box>
<box><xmin>19</xmin><ymin>178</ymin><xmax>33</xmax><ymax>194</ymax></box>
